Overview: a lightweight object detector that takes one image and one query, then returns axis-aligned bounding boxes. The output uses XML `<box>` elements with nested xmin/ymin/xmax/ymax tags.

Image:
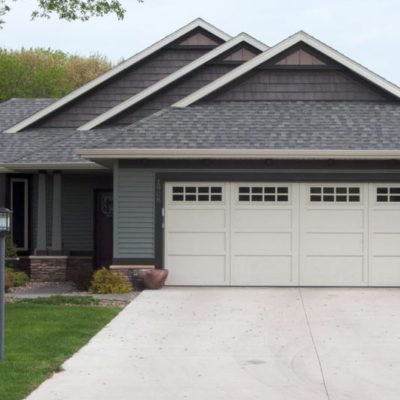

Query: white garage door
<box><xmin>164</xmin><ymin>182</ymin><xmax>400</xmax><ymax>286</ymax></box>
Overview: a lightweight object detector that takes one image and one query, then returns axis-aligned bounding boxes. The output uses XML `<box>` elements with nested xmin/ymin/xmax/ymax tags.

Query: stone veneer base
<box><xmin>110</xmin><ymin>265</ymin><xmax>155</xmax><ymax>286</ymax></box>
<box><xmin>29</xmin><ymin>256</ymin><xmax>94</xmax><ymax>283</ymax></box>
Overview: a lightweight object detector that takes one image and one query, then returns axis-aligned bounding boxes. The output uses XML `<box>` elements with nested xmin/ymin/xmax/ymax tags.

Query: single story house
<box><xmin>1</xmin><ymin>18</ymin><xmax>400</xmax><ymax>286</ymax></box>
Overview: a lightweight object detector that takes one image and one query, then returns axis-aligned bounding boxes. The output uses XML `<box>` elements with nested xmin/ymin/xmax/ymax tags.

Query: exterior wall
<box><xmin>107</xmin><ymin>64</ymin><xmax>235</xmax><ymax>126</ymax></box>
<box><xmin>204</xmin><ymin>69</ymin><xmax>389</xmax><ymax>102</ymax></box>
<box><xmin>105</xmin><ymin>44</ymin><xmax>261</xmax><ymax>127</ymax></box>
<box><xmin>31</xmin><ymin>172</ymin><xmax>112</xmax><ymax>253</ymax></box>
<box><xmin>34</xmin><ymin>45</ymin><xmax>215</xmax><ymax>129</ymax></box>
<box><xmin>114</xmin><ymin>167</ymin><xmax>155</xmax><ymax>260</ymax></box>
<box><xmin>62</xmin><ymin>173</ymin><xmax>112</xmax><ymax>252</ymax></box>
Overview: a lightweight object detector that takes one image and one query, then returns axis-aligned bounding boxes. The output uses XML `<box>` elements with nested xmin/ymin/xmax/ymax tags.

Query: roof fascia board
<box><xmin>173</xmin><ymin>31</ymin><xmax>400</xmax><ymax>108</ymax></box>
<box><xmin>78</xmin><ymin>33</ymin><xmax>269</xmax><ymax>131</ymax></box>
<box><xmin>0</xmin><ymin>162</ymin><xmax>106</xmax><ymax>170</ymax></box>
<box><xmin>5</xmin><ymin>18</ymin><xmax>231</xmax><ymax>134</ymax></box>
<box><xmin>76</xmin><ymin>148</ymin><xmax>400</xmax><ymax>160</ymax></box>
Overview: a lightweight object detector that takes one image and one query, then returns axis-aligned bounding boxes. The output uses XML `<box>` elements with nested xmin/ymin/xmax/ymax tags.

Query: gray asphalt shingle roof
<box><xmin>94</xmin><ymin>101</ymin><xmax>400</xmax><ymax>151</ymax></box>
<box><xmin>1</xmin><ymin>100</ymin><xmax>400</xmax><ymax>165</ymax></box>
<box><xmin>0</xmin><ymin>98</ymin><xmax>55</xmax><ymax>132</ymax></box>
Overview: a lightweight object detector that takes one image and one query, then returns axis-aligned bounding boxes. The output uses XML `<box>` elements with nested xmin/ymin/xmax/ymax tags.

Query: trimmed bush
<box><xmin>5</xmin><ymin>270</ymin><xmax>13</xmax><ymax>293</ymax></box>
<box><xmin>10</xmin><ymin>270</ymin><xmax>29</xmax><ymax>287</ymax></box>
<box><xmin>90</xmin><ymin>268</ymin><xmax>131</xmax><ymax>294</ymax></box>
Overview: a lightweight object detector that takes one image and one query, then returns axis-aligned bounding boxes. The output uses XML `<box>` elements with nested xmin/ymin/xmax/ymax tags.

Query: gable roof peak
<box><xmin>173</xmin><ymin>30</ymin><xmax>400</xmax><ymax>107</ymax></box>
<box><xmin>5</xmin><ymin>18</ymin><xmax>232</xmax><ymax>134</ymax></box>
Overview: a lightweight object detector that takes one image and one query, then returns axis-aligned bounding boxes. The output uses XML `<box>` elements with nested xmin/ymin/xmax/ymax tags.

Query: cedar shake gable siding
<box><xmin>30</xmin><ymin>28</ymin><xmax>224</xmax><ymax>129</ymax></box>
<box><xmin>200</xmin><ymin>43</ymin><xmax>397</xmax><ymax>103</ymax></box>
<box><xmin>102</xmin><ymin>43</ymin><xmax>262</xmax><ymax>127</ymax></box>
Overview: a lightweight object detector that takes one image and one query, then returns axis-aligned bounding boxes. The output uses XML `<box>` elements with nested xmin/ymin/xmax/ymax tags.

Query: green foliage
<box><xmin>0</xmin><ymin>48</ymin><xmax>112</xmax><ymax>101</ymax></box>
<box><xmin>4</xmin><ymin>270</ymin><xmax>13</xmax><ymax>293</ymax></box>
<box><xmin>20</xmin><ymin>295</ymin><xmax>100</xmax><ymax>306</ymax></box>
<box><xmin>5</xmin><ymin>234</ymin><xmax>17</xmax><ymax>268</ymax></box>
<box><xmin>4</xmin><ymin>268</ymin><xmax>29</xmax><ymax>291</ymax></box>
<box><xmin>0</xmin><ymin>303</ymin><xmax>119</xmax><ymax>400</ymax></box>
<box><xmin>90</xmin><ymin>267</ymin><xmax>131</xmax><ymax>294</ymax></box>
<box><xmin>0</xmin><ymin>0</ymin><xmax>143</xmax><ymax>26</ymax></box>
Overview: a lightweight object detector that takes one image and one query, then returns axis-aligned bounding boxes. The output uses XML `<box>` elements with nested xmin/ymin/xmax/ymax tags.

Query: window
<box><xmin>310</xmin><ymin>186</ymin><xmax>361</xmax><ymax>203</ymax></box>
<box><xmin>377</xmin><ymin>187</ymin><xmax>400</xmax><ymax>203</ymax></box>
<box><xmin>10</xmin><ymin>178</ymin><xmax>29</xmax><ymax>251</ymax></box>
<box><xmin>238</xmin><ymin>186</ymin><xmax>289</xmax><ymax>202</ymax></box>
<box><xmin>172</xmin><ymin>186</ymin><xmax>223</xmax><ymax>202</ymax></box>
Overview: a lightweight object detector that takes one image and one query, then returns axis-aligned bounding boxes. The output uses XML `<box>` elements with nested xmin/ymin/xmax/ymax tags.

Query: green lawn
<box><xmin>0</xmin><ymin>301</ymin><xmax>120</xmax><ymax>400</ymax></box>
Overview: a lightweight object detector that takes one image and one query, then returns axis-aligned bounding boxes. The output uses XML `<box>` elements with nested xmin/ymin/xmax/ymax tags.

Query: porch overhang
<box><xmin>76</xmin><ymin>148</ymin><xmax>400</xmax><ymax>161</ymax></box>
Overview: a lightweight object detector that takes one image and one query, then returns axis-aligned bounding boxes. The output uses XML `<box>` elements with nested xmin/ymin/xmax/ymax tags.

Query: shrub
<box><xmin>5</xmin><ymin>270</ymin><xmax>13</xmax><ymax>293</ymax></box>
<box><xmin>5</xmin><ymin>234</ymin><xmax>18</xmax><ymax>268</ymax></box>
<box><xmin>10</xmin><ymin>270</ymin><xmax>29</xmax><ymax>287</ymax></box>
<box><xmin>4</xmin><ymin>268</ymin><xmax>29</xmax><ymax>291</ymax></box>
<box><xmin>90</xmin><ymin>268</ymin><xmax>131</xmax><ymax>294</ymax></box>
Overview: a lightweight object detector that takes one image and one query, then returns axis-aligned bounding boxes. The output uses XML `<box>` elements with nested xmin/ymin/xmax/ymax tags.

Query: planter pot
<box><xmin>139</xmin><ymin>269</ymin><xmax>169</xmax><ymax>289</ymax></box>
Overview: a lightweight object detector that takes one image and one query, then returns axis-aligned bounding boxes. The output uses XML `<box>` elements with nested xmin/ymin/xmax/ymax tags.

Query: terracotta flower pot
<box><xmin>140</xmin><ymin>269</ymin><xmax>169</xmax><ymax>289</ymax></box>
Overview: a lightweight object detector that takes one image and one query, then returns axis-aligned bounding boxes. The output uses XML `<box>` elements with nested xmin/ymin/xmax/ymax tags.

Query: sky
<box><xmin>1</xmin><ymin>0</ymin><xmax>399</xmax><ymax>85</ymax></box>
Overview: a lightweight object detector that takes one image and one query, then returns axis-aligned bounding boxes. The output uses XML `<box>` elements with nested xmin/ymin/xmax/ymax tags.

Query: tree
<box><xmin>0</xmin><ymin>0</ymin><xmax>143</xmax><ymax>25</ymax></box>
<box><xmin>0</xmin><ymin>48</ymin><xmax>113</xmax><ymax>101</ymax></box>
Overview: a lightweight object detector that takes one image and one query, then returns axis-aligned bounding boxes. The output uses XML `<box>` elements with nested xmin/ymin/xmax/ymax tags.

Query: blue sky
<box><xmin>1</xmin><ymin>0</ymin><xmax>399</xmax><ymax>85</ymax></box>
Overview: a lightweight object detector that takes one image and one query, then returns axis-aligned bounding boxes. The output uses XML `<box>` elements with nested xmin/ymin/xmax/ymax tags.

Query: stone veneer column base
<box><xmin>29</xmin><ymin>256</ymin><xmax>68</xmax><ymax>282</ymax></box>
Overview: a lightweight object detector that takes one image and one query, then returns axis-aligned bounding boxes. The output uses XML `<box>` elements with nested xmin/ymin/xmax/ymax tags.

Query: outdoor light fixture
<box><xmin>0</xmin><ymin>207</ymin><xmax>12</xmax><ymax>233</ymax></box>
<box><xmin>0</xmin><ymin>207</ymin><xmax>12</xmax><ymax>361</ymax></box>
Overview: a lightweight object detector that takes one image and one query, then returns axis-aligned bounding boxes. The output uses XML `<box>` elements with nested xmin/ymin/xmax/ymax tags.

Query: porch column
<box><xmin>35</xmin><ymin>171</ymin><xmax>47</xmax><ymax>253</ymax></box>
<box><xmin>51</xmin><ymin>171</ymin><xmax>62</xmax><ymax>253</ymax></box>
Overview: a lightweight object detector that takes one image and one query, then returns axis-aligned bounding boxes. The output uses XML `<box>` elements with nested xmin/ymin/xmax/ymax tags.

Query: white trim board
<box><xmin>5</xmin><ymin>18</ymin><xmax>232</xmax><ymax>134</ymax></box>
<box><xmin>173</xmin><ymin>31</ymin><xmax>400</xmax><ymax>108</ymax></box>
<box><xmin>78</xmin><ymin>33</ymin><xmax>268</xmax><ymax>131</ymax></box>
<box><xmin>76</xmin><ymin>148</ymin><xmax>400</xmax><ymax>160</ymax></box>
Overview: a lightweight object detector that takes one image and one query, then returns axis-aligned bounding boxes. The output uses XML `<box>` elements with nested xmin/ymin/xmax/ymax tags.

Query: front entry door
<box><xmin>95</xmin><ymin>190</ymin><xmax>113</xmax><ymax>268</ymax></box>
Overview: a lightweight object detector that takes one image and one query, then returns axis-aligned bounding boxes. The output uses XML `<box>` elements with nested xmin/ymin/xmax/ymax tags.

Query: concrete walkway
<box><xmin>26</xmin><ymin>288</ymin><xmax>400</xmax><ymax>400</ymax></box>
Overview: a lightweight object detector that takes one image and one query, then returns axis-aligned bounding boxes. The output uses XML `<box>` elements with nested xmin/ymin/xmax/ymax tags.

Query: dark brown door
<box><xmin>95</xmin><ymin>190</ymin><xmax>113</xmax><ymax>268</ymax></box>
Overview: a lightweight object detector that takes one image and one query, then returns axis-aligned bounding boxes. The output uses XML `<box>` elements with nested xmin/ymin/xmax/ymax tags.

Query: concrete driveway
<box><xmin>27</xmin><ymin>288</ymin><xmax>400</xmax><ymax>400</ymax></box>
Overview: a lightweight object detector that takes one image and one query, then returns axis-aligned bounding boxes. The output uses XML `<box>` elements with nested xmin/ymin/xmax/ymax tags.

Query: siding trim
<box><xmin>5</xmin><ymin>18</ymin><xmax>232</xmax><ymax>133</ymax></box>
<box><xmin>78</xmin><ymin>33</ymin><xmax>268</xmax><ymax>130</ymax></box>
<box><xmin>173</xmin><ymin>31</ymin><xmax>400</xmax><ymax>107</ymax></box>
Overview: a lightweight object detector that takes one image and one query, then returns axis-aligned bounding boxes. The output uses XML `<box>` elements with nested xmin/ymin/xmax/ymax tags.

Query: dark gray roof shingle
<box><xmin>0</xmin><ymin>98</ymin><xmax>55</xmax><ymax>132</ymax></box>
<box><xmin>1</xmin><ymin>101</ymin><xmax>400</xmax><ymax>165</ymax></box>
<box><xmin>93</xmin><ymin>101</ymin><xmax>400</xmax><ymax>151</ymax></box>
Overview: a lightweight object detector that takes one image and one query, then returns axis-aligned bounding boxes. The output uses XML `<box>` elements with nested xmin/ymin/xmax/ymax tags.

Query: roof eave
<box><xmin>76</xmin><ymin>148</ymin><xmax>400</xmax><ymax>160</ymax></box>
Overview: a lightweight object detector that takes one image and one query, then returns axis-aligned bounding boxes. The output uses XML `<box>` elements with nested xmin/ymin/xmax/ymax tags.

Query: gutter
<box><xmin>76</xmin><ymin>148</ymin><xmax>400</xmax><ymax>160</ymax></box>
<box><xmin>0</xmin><ymin>162</ymin><xmax>107</xmax><ymax>171</ymax></box>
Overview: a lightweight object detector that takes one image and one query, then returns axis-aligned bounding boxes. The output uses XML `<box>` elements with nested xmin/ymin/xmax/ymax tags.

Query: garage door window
<box><xmin>376</xmin><ymin>187</ymin><xmax>400</xmax><ymax>202</ymax></box>
<box><xmin>310</xmin><ymin>186</ymin><xmax>360</xmax><ymax>203</ymax></box>
<box><xmin>238</xmin><ymin>186</ymin><xmax>289</xmax><ymax>202</ymax></box>
<box><xmin>172</xmin><ymin>186</ymin><xmax>223</xmax><ymax>202</ymax></box>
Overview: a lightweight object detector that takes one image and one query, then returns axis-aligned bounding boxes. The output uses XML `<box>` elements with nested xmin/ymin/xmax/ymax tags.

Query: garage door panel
<box><xmin>372</xmin><ymin>234</ymin><xmax>400</xmax><ymax>256</ymax></box>
<box><xmin>371</xmin><ymin>210</ymin><xmax>400</xmax><ymax>232</ymax></box>
<box><xmin>167</xmin><ymin>255</ymin><xmax>227</xmax><ymax>285</ymax></box>
<box><xmin>305</xmin><ymin>233</ymin><xmax>363</xmax><ymax>255</ymax></box>
<box><xmin>305</xmin><ymin>209</ymin><xmax>364</xmax><ymax>231</ymax></box>
<box><xmin>167</xmin><ymin>209</ymin><xmax>226</xmax><ymax>230</ymax></box>
<box><xmin>233</xmin><ymin>232</ymin><xmax>292</xmax><ymax>255</ymax></box>
<box><xmin>301</xmin><ymin>256</ymin><xmax>364</xmax><ymax>285</ymax></box>
<box><xmin>231</xmin><ymin>256</ymin><xmax>293</xmax><ymax>285</ymax></box>
<box><xmin>370</xmin><ymin>258</ymin><xmax>400</xmax><ymax>286</ymax></box>
<box><xmin>168</xmin><ymin>232</ymin><xmax>226</xmax><ymax>254</ymax></box>
<box><xmin>233</xmin><ymin>209</ymin><xmax>292</xmax><ymax>231</ymax></box>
